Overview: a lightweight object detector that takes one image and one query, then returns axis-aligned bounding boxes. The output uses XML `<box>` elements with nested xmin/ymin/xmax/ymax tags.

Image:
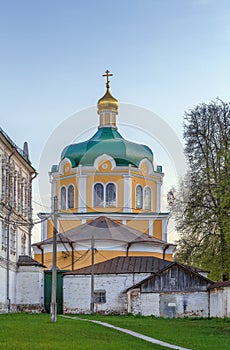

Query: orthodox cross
<box><xmin>102</xmin><ymin>69</ymin><xmax>113</xmax><ymax>88</ymax></box>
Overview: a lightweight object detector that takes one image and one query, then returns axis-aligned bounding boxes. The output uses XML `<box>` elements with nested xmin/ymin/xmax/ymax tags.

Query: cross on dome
<box><xmin>102</xmin><ymin>70</ymin><xmax>113</xmax><ymax>89</ymax></box>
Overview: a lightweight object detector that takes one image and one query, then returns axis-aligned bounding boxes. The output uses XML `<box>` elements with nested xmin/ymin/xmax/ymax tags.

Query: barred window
<box><xmin>94</xmin><ymin>290</ymin><xmax>106</xmax><ymax>304</ymax></box>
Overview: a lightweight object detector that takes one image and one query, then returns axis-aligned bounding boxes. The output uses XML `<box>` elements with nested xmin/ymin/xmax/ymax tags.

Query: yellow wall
<box><xmin>59</xmin><ymin>220</ymin><xmax>82</xmax><ymax>233</ymax></box>
<box><xmin>86</xmin><ymin>174</ymin><xmax>124</xmax><ymax>211</ymax></box>
<box><xmin>154</xmin><ymin>220</ymin><xmax>162</xmax><ymax>240</ymax></box>
<box><xmin>126</xmin><ymin>219</ymin><xmax>149</xmax><ymax>234</ymax></box>
<box><xmin>34</xmin><ymin>249</ymin><xmax>173</xmax><ymax>271</ymax></box>
<box><xmin>131</xmin><ymin>177</ymin><xmax>156</xmax><ymax>212</ymax></box>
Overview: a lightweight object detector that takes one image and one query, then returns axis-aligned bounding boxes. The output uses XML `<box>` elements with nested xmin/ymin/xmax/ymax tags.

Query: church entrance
<box><xmin>44</xmin><ymin>270</ymin><xmax>69</xmax><ymax>314</ymax></box>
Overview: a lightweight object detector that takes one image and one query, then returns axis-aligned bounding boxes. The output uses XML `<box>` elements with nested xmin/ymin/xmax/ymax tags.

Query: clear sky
<box><xmin>1</xmin><ymin>0</ymin><xmax>230</xmax><ymax>240</ymax></box>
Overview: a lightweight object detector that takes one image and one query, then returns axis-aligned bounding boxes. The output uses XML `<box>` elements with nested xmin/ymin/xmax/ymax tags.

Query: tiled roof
<box><xmin>64</xmin><ymin>256</ymin><xmax>172</xmax><ymax>275</ymax></box>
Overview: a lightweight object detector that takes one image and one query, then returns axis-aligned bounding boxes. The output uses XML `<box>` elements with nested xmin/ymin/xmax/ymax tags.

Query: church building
<box><xmin>33</xmin><ymin>71</ymin><xmax>176</xmax><ymax>270</ymax></box>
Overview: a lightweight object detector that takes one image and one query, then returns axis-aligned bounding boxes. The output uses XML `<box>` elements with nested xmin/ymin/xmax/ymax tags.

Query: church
<box><xmin>33</xmin><ymin>71</ymin><xmax>176</xmax><ymax>270</ymax></box>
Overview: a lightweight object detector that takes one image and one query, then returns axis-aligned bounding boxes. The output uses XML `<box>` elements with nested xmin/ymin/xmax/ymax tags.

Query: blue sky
<box><xmin>1</xmin><ymin>0</ymin><xmax>230</xmax><ymax>169</ymax></box>
<box><xmin>1</xmin><ymin>0</ymin><xmax>229</xmax><ymax>241</ymax></box>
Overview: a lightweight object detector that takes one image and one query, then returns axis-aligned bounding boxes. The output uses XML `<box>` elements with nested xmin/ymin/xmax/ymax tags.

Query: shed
<box><xmin>126</xmin><ymin>262</ymin><xmax>213</xmax><ymax>318</ymax></box>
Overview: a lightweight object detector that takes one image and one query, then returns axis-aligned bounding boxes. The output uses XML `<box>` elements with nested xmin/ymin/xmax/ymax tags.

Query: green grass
<box><xmin>79</xmin><ymin>314</ymin><xmax>230</xmax><ymax>350</ymax></box>
<box><xmin>0</xmin><ymin>313</ymin><xmax>229</xmax><ymax>350</ymax></box>
<box><xmin>0</xmin><ymin>313</ymin><xmax>169</xmax><ymax>350</ymax></box>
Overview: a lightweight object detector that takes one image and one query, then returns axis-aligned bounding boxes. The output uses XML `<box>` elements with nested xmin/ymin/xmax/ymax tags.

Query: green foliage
<box><xmin>168</xmin><ymin>99</ymin><xmax>230</xmax><ymax>281</ymax></box>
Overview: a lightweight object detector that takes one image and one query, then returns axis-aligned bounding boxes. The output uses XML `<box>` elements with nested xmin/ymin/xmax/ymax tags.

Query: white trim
<box><xmin>162</xmin><ymin>217</ymin><xmax>168</xmax><ymax>242</ymax></box>
<box><xmin>156</xmin><ymin>181</ymin><xmax>161</xmax><ymax>212</ymax></box>
<box><xmin>78</xmin><ymin>175</ymin><xmax>87</xmax><ymax>213</ymax></box>
<box><xmin>67</xmin><ymin>183</ymin><xmax>75</xmax><ymax>209</ymax></box>
<box><xmin>123</xmin><ymin>175</ymin><xmax>132</xmax><ymax>213</ymax></box>
<box><xmin>58</xmin><ymin>158</ymin><xmax>72</xmax><ymax>175</ymax></box>
<box><xmin>94</xmin><ymin>154</ymin><xmax>116</xmax><ymax>171</ymax></box>
<box><xmin>42</xmin><ymin>220</ymin><xmax>48</xmax><ymax>241</ymax></box>
<box><xmin>149</xmin><ymin>219</ymin><xmax>153</xmax><ymax>237</ymax></box>
<box><xmin>139</xmin><ymin>158</ymin><xmax>154</xmax><ymax>175</ymax></box>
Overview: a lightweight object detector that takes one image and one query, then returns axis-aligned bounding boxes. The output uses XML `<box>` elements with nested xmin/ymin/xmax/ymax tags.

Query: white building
<box><xmin>0</xmin><ymin>128</ymin><xmax>38</xmax><ymax>312</ymax></box>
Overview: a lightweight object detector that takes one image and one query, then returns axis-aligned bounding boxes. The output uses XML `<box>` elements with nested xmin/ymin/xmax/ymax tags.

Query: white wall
<box><xmin>141</xmin><ymin>293</ymin><xmax>160</xmax><ymax>316</ymax></box>
<box><xmin>0</xmin><ymin>264</ymin><xmax>17</xmax><ymax>312</ymax></box>
<box><xmin>210</xmin><ymin>287</ymin><xmax>230</xmax><ymax>318</ymax></box>
<box><xmin>16</xmin><ymin>265</ymin><xmax>44</xmax><ymax>312</ymax></box>
<box><xmin>129</xmin><ymin>291</ymin><xmax>209</xmax><ymax>318</ymax></box>
<box><xmin>63</xmin><ymin>273</ymin><xmax>150</xmax><ymax>314</ymax></box>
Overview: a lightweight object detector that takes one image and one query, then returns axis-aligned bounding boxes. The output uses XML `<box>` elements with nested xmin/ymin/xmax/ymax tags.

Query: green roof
<box><xmin>61</xmin><ymin>127</ymin><xmax>153</xmax><ymax>168</ymax></box>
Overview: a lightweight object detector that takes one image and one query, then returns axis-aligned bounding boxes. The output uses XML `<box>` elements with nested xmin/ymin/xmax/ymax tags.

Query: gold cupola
<box><xmin>97</xmin><ymin>70</ymin><xmax>119</xmax><ymax>128</ymax></box>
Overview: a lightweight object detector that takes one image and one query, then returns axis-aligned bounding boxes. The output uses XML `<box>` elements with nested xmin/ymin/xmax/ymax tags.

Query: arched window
<box><xmin>135</xmin><ymin>185</ymin><xmax>143</xmax><ymax>209</ymax></box>
<box><xmin>105</xmin><ymin>183</ymin><xmax>116</xmax><ymax>207</ymax></box>
<box><xmin>144</xmin><ymin>186</ymin><xmax>151</xmax><ymax>210</ymax></box>
<box><xmin>68</xmin><ymin>185</ymin><xmax>75</xmax><ymax>209</ymax></box>
<box><xmin>94</xmin><ymin>183</ymin><xmax>104</xmax><ymax>206</ymax></box>
<box><xmin>60</xmin><ymin>186</ymin><xmax>66</xmax><ymax>210</ymax></box>
<box><xmin>21</xmin><ymin>234</ymin><xmax>26</xmax><ymax>255</ymax></box>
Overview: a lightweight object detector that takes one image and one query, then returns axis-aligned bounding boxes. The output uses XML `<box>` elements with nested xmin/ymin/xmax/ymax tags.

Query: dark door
<box><xmin>44</xmin><ymin>270</ymin><xmax>69</xmax><ymax>314</ymax></box>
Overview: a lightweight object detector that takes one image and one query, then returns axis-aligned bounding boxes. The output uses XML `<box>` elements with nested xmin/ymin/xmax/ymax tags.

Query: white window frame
<box><xmin>92</xmin><ymin>182</ymin><xmax>117</xmax><ymax>208</ymax></box>
<box><xmin>67</xmin><ymin>184</ymin><xmax>75</xmax><ymax>209</ymax></box>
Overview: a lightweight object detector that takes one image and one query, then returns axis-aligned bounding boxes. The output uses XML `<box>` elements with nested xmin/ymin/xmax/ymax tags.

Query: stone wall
<box><xmin>128</xmin><ymin>291</ymin><xmax>209</xmax><ymax>318</ymax></box>
<box><xmin>63</xmin><ymin>273</ymin><xmax>149</xmax><ymax>314</ymax></box>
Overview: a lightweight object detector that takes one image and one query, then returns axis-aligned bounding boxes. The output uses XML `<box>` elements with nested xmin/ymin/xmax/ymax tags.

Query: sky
<box><xmin>1</xmin><ymin>0</ymin><xmax>230</xmax><ymax>241</ymax></box>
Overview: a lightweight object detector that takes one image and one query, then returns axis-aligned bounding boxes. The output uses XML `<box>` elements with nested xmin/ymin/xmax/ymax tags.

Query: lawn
<box><xmin>0</xmin><ymin>313</ymin><xmax>229</xmax><ymax>350</ymax></box>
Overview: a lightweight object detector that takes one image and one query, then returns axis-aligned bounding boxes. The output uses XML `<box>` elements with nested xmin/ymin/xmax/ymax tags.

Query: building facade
<box><xmin>34</xmin><ymin>71</ymin><xmax>175</xmax><ymax>269</ymax></box>
<box><xmin>0</xmin><ymin>128</ymin><xmax>36</xmax><ymax>312</ymax></box>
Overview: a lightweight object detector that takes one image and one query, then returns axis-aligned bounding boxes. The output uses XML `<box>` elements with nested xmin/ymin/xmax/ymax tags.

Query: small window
<box><xmin>60</xmin><ymin>186</ymin><xmax>66</xmax><ymax>210</ymax></box>
<box><xmin>144</xmin><ymin>186</ymin><xmax>151</xmax><ymax>210</ymax></box>
<box><xmin>94</xmin><ymin>183</ymin><xmax>104</xmax><ymax>207</ymax></box>
<box><xmin>94</xmin><ymin>290</ymin><xmax>106</xmax><ymax>304</ymax></box>
<box><xmin>68</xmin><ymin>185</ymin><xmax>75</xmax><ymax>209</ymax></box>
<box><xmin>21</xmin><ymin>234</ymin><xmax>26</xmax><ymax>255</ymax></box>
<box><xmin>105</xmin><ymin>183</ymin><xmax>116</xmax><ymax>207</ymax></box>
<box><xmin>135</xmin><ymin>185</ymin><xmax>143</xmax><ymax>209</ymax></box>
<box><xmin>1</xmin><ymin>224</ymin><xmax>7</xmax><ymax>249</ymax></box>
<box><xmin>10</xmin><ymin>227</ymin><xmax>16</xmax><ymax>252</ymax></box>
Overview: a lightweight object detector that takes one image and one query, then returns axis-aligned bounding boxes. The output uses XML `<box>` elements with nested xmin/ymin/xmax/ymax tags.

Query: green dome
<box><xmin>61</xmin><ymin>127</ymin><xmax>153</xmax><ymax>168</ymax></box>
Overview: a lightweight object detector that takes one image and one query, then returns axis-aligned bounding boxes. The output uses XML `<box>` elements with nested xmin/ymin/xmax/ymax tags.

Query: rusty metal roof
<box><xmin>64</xmin><ymin>256</ymin><xmax>172</xmax><ymax>275</ymax></box>
<box><xmin>17</xmin><ymin>255</ymin><xmax>46</xmax><ymax>267</ymax></box>
<box><xmin>208</xmin><ymin>280</ymin><xmax>230</xmax><ymax>289</ymax></box>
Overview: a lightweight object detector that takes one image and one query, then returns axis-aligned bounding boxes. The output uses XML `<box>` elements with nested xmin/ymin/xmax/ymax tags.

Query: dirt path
<box><xmin>61</xmin><ymin>315</ymin><xmax>191</xmax><ymax>350</ymax></box>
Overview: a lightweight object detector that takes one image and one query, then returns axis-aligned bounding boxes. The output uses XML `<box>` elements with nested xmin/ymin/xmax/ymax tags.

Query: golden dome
<box><xmin>97</xmin><ymin>70</ymin><xmax>119</xmax><ymax>113</ymax></box>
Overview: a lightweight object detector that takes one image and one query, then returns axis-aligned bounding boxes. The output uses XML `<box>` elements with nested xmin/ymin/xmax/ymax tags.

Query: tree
<box><xmin>168</xmin><ymin>99</ymin><xmax>230</xmax><ymax>281</ymax></box>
